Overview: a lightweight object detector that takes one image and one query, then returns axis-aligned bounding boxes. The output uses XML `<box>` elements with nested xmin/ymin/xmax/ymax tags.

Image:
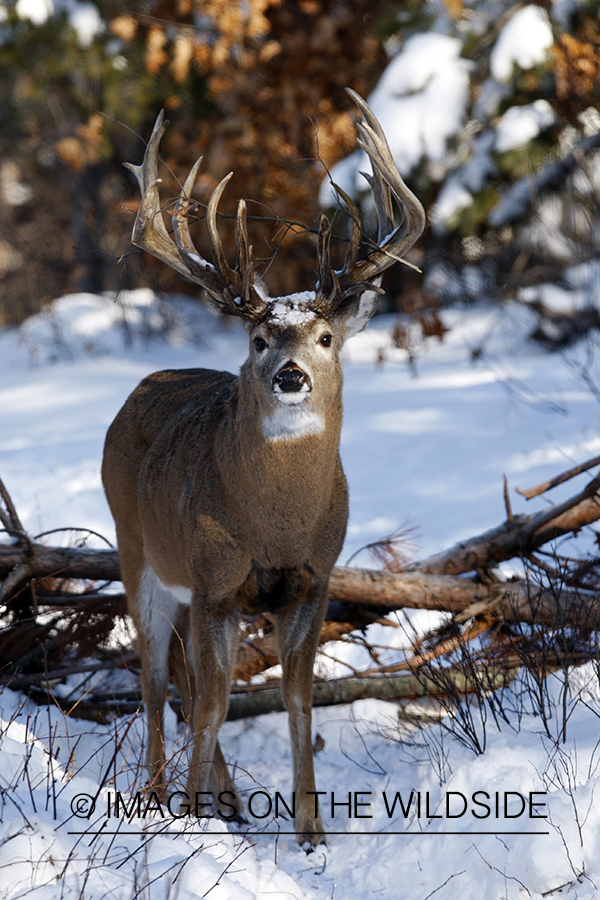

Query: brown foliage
<box><xmin>140</xmin><ymin>0</ymin><xmax>388</xmax><ymax>297</ymax></box>
<box><xmin>553</xmin><ymin>16</ymin><xmax>600</xmax><ymax>124</ymax></box>
<box><xmin>1</xmin><ymin>0</ymin><xmax>388</xmax><ymax>325</ymax></box>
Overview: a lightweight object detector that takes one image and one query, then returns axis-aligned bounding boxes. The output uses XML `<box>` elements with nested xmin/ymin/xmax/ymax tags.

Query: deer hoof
<box><xmin>297</xmin><ymin>832</ymin><xmax>327</xmax><ymax>853</ymax></box>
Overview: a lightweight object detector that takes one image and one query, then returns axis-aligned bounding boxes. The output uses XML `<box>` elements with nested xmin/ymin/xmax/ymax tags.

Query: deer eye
<box><xmin>319</xmin><ymin>333</ymin><xmax>332</xmax><ymax>348</ymax></box>
<box><xmin>254</xmin><ymin>337</ymin><xmax>267</xmax><ymax>352</ymax></box>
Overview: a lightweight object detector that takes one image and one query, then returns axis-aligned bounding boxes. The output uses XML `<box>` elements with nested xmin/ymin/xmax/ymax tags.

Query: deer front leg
<box><xmin>276</xmin><ymin>584</ymin><xmax>329</xmax><ymax>849</ymax></box>
<box><xmin>187</xmin><ymin>601</ymin><xmax>242</xmax><ymax>819</ymax></box>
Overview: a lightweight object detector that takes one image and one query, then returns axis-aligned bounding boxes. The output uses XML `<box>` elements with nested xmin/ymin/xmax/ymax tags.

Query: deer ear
<box><xmin>332</xmin><ymin>287</ymin><xmax>381</xmax><ymax>342</ymax></box>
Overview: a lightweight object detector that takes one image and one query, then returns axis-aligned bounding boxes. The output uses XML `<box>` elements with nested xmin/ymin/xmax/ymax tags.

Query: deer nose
<box><xmin>274</xmin><ymin>362</ymin><xmax>309</xmax><ymax>393</ymax></box>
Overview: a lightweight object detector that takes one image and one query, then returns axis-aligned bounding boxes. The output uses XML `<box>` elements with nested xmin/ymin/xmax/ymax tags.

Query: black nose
<box><xmin>274</xmin><ymin>364</ymin><xmax>307</xmax><ymax>393</ymax></box>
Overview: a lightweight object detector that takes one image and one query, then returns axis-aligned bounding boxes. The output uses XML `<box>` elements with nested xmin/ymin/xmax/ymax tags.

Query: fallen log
<box><xmin>3</xmin><ymin>471</ymin><xmax>599</xmax><ymax>599</ymax></box>
<box><xmin>23</xmin><ymin>662</ymin><xmax>522</xmax><ymax>724</ymax></box>
<box><xmin>2</xmin><ymin>460</ymin><xmax>600</xmax><ymax>701</ymax></box>
<box><xmin>412</xmin><ymin>475</ymin><xmax>600</xmax><ymax>576</ymax></box>
<box><xmin>330</xmin><ymin>569</ymin><xmax>600</xmax><ymax>627</ymax></box>
<box><xmin>2</xmin><ymin>545</ymin><xmax>599</xmax><ymax>627</ymax></box>
<box><xmin>1</xmin><ymin>557</ymin><xmax>597</xmax><ymax>686</ymax></box>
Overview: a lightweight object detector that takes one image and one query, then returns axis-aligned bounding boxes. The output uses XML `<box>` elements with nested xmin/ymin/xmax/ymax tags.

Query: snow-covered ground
<box><xmin>2</xmin><ymin>289</ymin><xmax>600</xmax><ymax>899</ymax></box>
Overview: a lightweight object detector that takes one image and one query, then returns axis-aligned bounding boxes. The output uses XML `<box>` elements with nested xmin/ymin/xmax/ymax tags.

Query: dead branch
<box><xmin>4</xmin><ymin>550</ymin><xmax>597</xmax><ymax>626</ymax></box>
<box><xmin>503</xmin><ymin>473</ymin><xmax>513</xmax><ymax>519</ymax></box>
<box><xmin>0</xmin><ymin>477</ymin><xmax>32</xmax><ymax>567</ymax></box>
<box><xmin>1</xmin><ymin>545</ymin><xmax>595</xmax><ymax>623</ymax></box>
<box><xmin>228</xmin><ymin>664</ymin><xmax>521</xmax><ymax>719</ymax></box>
<box><xmin>361</xmin><ymin>619</ymin><xmax>492</xmax><ymax>678</ymax></box>
<box><xmin>0</xmin><ymin>544</ymin><xmax>121</xmax><ymax>599</ymax></box>
<box><xmin>329</xmin><ymin>569</ymin><xmax>600</xmax><ymax>627</ymax></box>
<box><xmin>516</xmin><ymin>454</ymin><xmax>600</xmax><ymax>499</ymax></box>
<box><xmin>414</xmin><ymin>475</ymin><xmax>600</xmax><ymax>576</ymax></box>
<box><xmin>2</xmin><ymin>458</ymin><xmax>600</xmax><ymax>597</ymax></box>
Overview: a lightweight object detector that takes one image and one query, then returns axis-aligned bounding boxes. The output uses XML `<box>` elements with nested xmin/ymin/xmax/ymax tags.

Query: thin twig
<box><xmin>0</xmin><ymin>477</ymin><xmax>25</xmax><ymax>534</ymax></box>
<box><xmin>503</xmin><ymin>473</ymin><xmax>513</xmax><ymax>520</ymax></box>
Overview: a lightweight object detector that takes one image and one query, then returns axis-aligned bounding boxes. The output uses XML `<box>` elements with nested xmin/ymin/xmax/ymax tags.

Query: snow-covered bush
<box><xmin>324</xmin><ymin>0</ymin><xmax>600</xmax><ymax>316</ymax></box>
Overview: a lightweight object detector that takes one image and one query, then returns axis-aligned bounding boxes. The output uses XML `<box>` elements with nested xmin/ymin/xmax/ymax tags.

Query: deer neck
<box><xmin>215</xmin><ymin>368</ymin><xmax>344</xmax><ymax>537</ymax></box>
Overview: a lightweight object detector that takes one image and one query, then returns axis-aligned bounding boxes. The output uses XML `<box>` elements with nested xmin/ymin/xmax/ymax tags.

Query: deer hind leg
<box><xmin>169</xmin><ymin>607</ymin><xmax>243</xmax><ymax>816</ymax></box>
<box><xmin>187</xmin><ymin>601</ymin><xmax>242</xmax><ymax>818</ymax></box>
<box><xmin>135</xmin><ymin>564</ymin><xmax>188</xmax><ymax>792</ymax></box>
<box><xmin>276</xmin><ymin>580</ymin><xmax>329</xmax><ymax>849</ymax></box>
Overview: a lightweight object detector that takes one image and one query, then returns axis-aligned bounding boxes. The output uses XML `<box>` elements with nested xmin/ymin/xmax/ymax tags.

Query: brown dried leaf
<box><xmin>419</xmin><ymin>310</ymin><xmax>450</xmax><ymax>342</ymax></box>
<box><xmin>146</xmin><ymin>25</ymin><xmax>169</xmax><ymax>75</ymax></box>
<box><xmin>109</xmin><ymin>15</ymin><xmax>137</xmax><ymax>41</ymax></box>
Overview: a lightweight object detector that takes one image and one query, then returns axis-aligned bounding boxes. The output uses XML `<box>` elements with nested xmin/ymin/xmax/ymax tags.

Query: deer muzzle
<box><xmin>273</xmin><ymin>362</ymin><xmax>311</xmax><ymax>399</ymax></box>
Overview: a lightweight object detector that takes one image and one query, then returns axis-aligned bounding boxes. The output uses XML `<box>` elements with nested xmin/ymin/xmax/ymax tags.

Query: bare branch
<box><xmin>516</xmin><ymin>453</ymin><xmax>600</xmax><ymax>500</ymax></box>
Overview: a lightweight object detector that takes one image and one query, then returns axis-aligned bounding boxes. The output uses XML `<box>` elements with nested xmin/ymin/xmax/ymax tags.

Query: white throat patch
<box><xmin>262</xmin><ymin>403</ymin><xmax>325</xmax><ymax>442</ymax></box>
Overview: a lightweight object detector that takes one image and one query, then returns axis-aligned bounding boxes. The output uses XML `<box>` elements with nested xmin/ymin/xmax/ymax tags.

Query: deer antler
<box><xmin>313</xmin><ymin>88</ymin><xmax>426</xmax><ymax>317</ymax></box>
<box><xmin>126</xmin><ymin>93</ymin><xmax>424</xmax><ymax>324</ymax></box>
<box><xmin>125</xmin><ymin>111</ymin><xmax>269</xmax><ymax>322</ymax></box>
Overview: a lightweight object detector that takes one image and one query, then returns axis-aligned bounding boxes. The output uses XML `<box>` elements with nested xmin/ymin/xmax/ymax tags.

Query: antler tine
<box><xmin>334</xmin><ymin>183</ymin><xmax>364</xmax><ymax>273</ymax></box>
<box><xmin>171</xmin><ymin>157</ymin><xmax>228</xmax><ymax>300</ymax></box>
<box><xmin>354</xmin><ymin>108</ymin><xmax>425</xmax><ymax>252</ymax></box>
<box><xmin>314</xmin><ymin>214</ymin><xmax>339</xmax><ymax>307</ymax></box>
<box><xmin>315</xmin><ymin>186</ymin><xmax>365</xmax><ymax>317</ymax></box>
<box><xmin>332</xmin><ymin>88</ymin><xmax>426</xmax><ymax>298</ymax></box>
<box><xmin>236</xmin><ymin>199</ymin><xmax>251</xmax><ymax>275</ymax></box>
<box><xmin>125</xmin><ymin>111</ymin><xmax>234</xmax><ymax>299</ymax></box>
<box><xmin>235</xmin><ymin>198</ymin><xmax>269</xmax><ymax>321</ymax></box>
<box><xmin>204</xmin><ymin>183</ymin><xmax>268</xmax><ymax>320</ymax></box>
<box><xmin>126</xmin><ymin>112</ymin><xmax>267</xmax><ymax>320</ymax></box>
<box><xmin>206</xmin><ymin>173</ymin><xmax>236</xmax><ymax>285</ymax></box>
<box><xmin>125</xmin><ymin>113</ymin><xmax>192</xmax><ymax>282</ymax></box>
<box><xmin>124</xmin><ymin>111</ymin><xmax>166</xmax><ymax>223</ymax></box>
<box><xmin>357</xmin><ymin>120</ymin><xmax>410</xmax><ymax>237</ymax></box>
<box><xmin>357</xmin><ymin>128</ymin><xmax>394</xmax><ymax>244</ymax></box>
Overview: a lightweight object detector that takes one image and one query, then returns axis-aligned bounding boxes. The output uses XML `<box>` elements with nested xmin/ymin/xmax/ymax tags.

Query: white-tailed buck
<box><xmin>102</xmin><ymin>89</ymin><xmax>425</xmax><ymax>848</ymax></box>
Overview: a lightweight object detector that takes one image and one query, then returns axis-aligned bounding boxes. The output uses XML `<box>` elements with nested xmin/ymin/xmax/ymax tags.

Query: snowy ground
<box><xmin>2</xmin><ymin>289</ymin><xmax>600</xmax><ymax>899</ymax></box>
